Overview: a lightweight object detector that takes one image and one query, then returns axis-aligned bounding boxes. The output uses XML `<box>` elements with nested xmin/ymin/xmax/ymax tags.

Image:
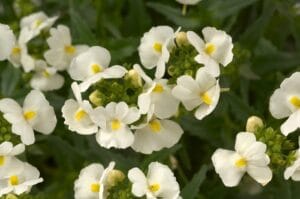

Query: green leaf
<box><xmin>0</xmin><ymin>64</ymin><xmax>21</xmax><ymax>97</ymax></box>
<box><xmin>181</xmin><ymin>164</ymin><xmax>209</xmax><ymax>199</ymax></box>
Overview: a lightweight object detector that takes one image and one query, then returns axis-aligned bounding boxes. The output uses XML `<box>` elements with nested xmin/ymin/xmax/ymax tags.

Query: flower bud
<box><xmin>246</xmin><ymin>116</ymin><xmax>264</xmax><ymax>132</ymax></box>
<box><xmin>176</xmin><ymin>31</ymin><xmax>188</xmax><ymax>46</ymax></box>
<box><xmin>89</xmin><ymin>90</ymin><xmax>102</xmax><ymax>106</ymax></box>
<box><xmin>106</xmin><ymin>169</ymin><xmax>125</xmax><ymax>188</ymax></box>
<box><xmin>126</xmin><ymin>69</ymin><xmax>142</xmax><ymax>87</ymax></box>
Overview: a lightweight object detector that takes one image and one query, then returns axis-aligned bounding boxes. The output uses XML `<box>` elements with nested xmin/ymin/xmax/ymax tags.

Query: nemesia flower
<box><xmin>90</xmin><ymin>101</ymin><xmax>140</xmax><ymax>149</ymax></box>
<box><xmin>269</xmin><ymin>72</ymin><xmax>300</xmax><ymax>136</ymax></box>
<box><xmin>284</xmin><ymin>137</ymin><xmax>300</xmax><ymax>181</ymax></box>
<box><xmin>176</xmin><ymin>0</ymin><xmax>202</xmax><ymax>5</ymax></box>
<box><xmin>9</xmin><ymin>27</ymin><xmax>35</xmax><ymax>72</ymax></box>
<box><xmin>0</xmin><ymin>23</ymin><xmax>15</xmax><ymax>61</ymax></box>
<box><xmin>131</xmin><ymin>117</ymin><xmax>183</xmax><ymax>154</ymax></box>
<box><xmin>69</xmin><ymin>46</ymin><xmax>127</xmax><ymax>92</ymax></box>
<box><xmin>30</xmin><ymin>60</ymin><xmax>64</xmax><ymax>91</ymax></box>
<box><xmin>44</xmin><ymin>25</ymin><xmax>88</xmax><ymax>71</ymax></box>
<box><xmin>128</xmin><ymin>162</ymin><xmax>180</xmax><ymax>199</ymax></box>
<box><xmin>20</xmin><ymin>11</ymin><xmax>58</xmax><ymax>38</ymax></box>
<box><xmin>62</xmin><ymin>82</ymin><xmax>98</xmax><ymax>135</ymax></box>
<box><xmin>134</xmin><ymin>64</ymin><xmax>179</xmax><ymax>119</ymax></box>
<box><xmin>74</xmin><ymin>162</ymin><xmax>115</xmax><ymax>199</ymax></box>
<box><xmin>138</xmin><ymin>26</ymin><xmax>176</xmax><ymax>78</ymax></box>
<box><xmin>187</xmin><ymin>27</ymin><xmax>233</xmax><ymax>77</ymax></box>
<box><xmin>212</xmin><ymin>132</ymin><xmax>272</xmax><ymax>187</ymax></box>
<box><xmin>172</xmin><ymin>68</ymin><xmax>220</xmax><ymax>120</ymax></box>
<box><xmin>0</xmin><ymin>142</ymin><xmax>24</xmax><ymax>176</ymax></box>
<box><xmin>0</xmin><ymin>162</ymin><xmax>43</xmax><ymax>196</ymax></box>
<box><xmin>0</xmin><ymin>90</ymin><xmax>57</xmax><ymax>145</ymax></box>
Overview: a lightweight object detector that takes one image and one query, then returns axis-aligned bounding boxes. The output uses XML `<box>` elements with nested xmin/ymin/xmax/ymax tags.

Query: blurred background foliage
<box><xmin>1</xmin><ymin>0</ymin><xmax>300</xmax><ymax>198</ymax></box>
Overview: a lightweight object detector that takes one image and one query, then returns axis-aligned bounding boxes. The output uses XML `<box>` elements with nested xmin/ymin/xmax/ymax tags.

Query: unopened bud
<box><xmin>89</xmin><ymin>90</ymin><xmax>102</xmax><ymax>106</ymax></box>
<box><xmin>106</xmin><ymin>169</ymin><xmax>125</xmax><ymax>188</ymax></box>
<box><xmin>6</xmin><ymin>194</ymin><xmax>18</xmax><ymax>199</ymax></box>
<box><xmin>169</xmin><ymin>155</ymin><xmax>178</xmax><ymax>170</ymax></box>
<box><xmin>246</xmin><ymin>116</ymin><xmax>264</xmax><ymax>132</ymax></box>
<box><xmin>126</xmin><ymin>69</ymin><xmax>142</xmax><ymax>87</ymax></box>
<box><xmin>176</xmin><ymin>31</ymin><xmax>188</xmax><ymax>46</ymax></box>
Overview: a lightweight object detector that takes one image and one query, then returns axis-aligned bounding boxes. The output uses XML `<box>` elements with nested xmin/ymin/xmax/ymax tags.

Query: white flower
<box><xmin>176</xmin><ymin>0</ymin><xmax>201</xmax><ymax>5</ymax></box>
<box><xmin>284</xmin><ymin>137</ymin><xmax>300</xmax><ymax>181</ymax></box>
<box><xmin>212</xmin><ymin>132</ymin><xmax>272</xmax><ymax>187</ymax></box>
<box><xmin>69</xmin><ymin>46</ymin><xmax>127</xmax><ymax>92</ymax></box>
<box><xmin>0</xmin><ymin>23</ymin><xmax>15</xmax><ymax>61</ymax></box>
<box><xmin>131</xmin><ymin>117</ymin><xmax>183</xmax><ymax>154</ymax></box>
<box><xmin>9</xmin><ymin>27</ymin><xmax>35</xmax><ymax>72</ymax></box>
<box><xmin>90</xmin><ymin>102</ymin><xmax>140</xmax><ymax>149</ymax></box>
<box><xmin>30</xmin><ymin>60</ymin><xmax>64</xmax><ymax>91</ymax></box>
<box><xmin>74</xmin><ymin>162</ymin><xmax>115</xmax><ymax>199</ymax></box>
<box><xmin>0</xmin><ymin>90</ymin><xmax>57</xmax><ymax>145</ymax></box>
<box><xmin>128</xmin><ymin>162</ymin><xmax>180</xmax><ymax>199</ymax></box>
<box><xmin>172</xmin><ymin>68</ymin><xmax>220</xmax><ymax>120</ymax></box>
<box><xmin>20</xmin><ymin>11</ymin><xmax>58</xmax><ymax>38</ymax></box>
<box><xmin>0</xmin><ymin>142</ymin><xmax>25</xmax><ymax>176</ymax></box>
<box><xmin>0</xmin><ymin>162</ymin><xmax>43</xmax><ymax>196</ymax></box>
<box><xmin>269</xmin><ymin>72</ymin><xmax>300</xmax><ymax>136</ymax></box>
<box><xmin>44</xmin><ymin>25</ymin><xmax>88</xmax><ymax>71</ymax></box>
<box><xmin>62</xmin><ymin>82</ymin><xmax>98</xmax><ymax>135</ymax></box>
<box><xmin>138</xmin><ymin>26</ymin><xmax>176</xmax><ymax>78</ymax></box>
<box><xmin>187</xmin><ymin>27</ymin><xmax>233</xmax><ymax>77</ymax></box>
<box><xmin>134</xmin><ymin>64</ymin><xmax>179</xmax><ymax>119</ymax></box>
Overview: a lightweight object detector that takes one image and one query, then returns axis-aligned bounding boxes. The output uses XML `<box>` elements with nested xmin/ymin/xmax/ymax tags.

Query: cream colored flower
<box><xmin>0</xmin><ymin>23</ymin><xmax>15</xmax><ymax>61</ymax></box>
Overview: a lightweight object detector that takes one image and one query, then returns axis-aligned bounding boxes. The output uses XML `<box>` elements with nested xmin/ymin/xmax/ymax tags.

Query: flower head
<box><xmin>128</xmin><ymin>162</ymin><xmax>180</xmax><ymax>199</ymax></box>
<box><xmin>0</xmin><ymin>142</ymin><xmax>24</xmax><ymax>176</ymax></box>
<box><xmin>44</xmin><ymin>25</ymin><xmax>88</xmax><ymax>71</ymax></box>
<box><xmin>187</xmin><ymin>27</ymin><xmax>233</xmax><ymax>77</ymax></box>
<box><xmin>90</xmin><ymin>102</ymin><xmax>140</xmax><ymax>149</ymax></box>
<box><xmin>269</xmin><ymin>72</ymin><xmax>300</xmax><ymax>135</ymax></box>
<box><xmin>212</xmin><ymin>132</ymin><xmax>272</xmax><ymax>187</ymax></box>
<box><xmin>0</xmin><ymin>23</ymin><xmax>15</xmax><ymax>61</ymax></box>
<box><xmin>172</xmin><ymin>68</ymin><xmax>220</xmax><ymax>120</ymax></box>
<box><xmin>0</xmin><ymin>90</ymin><xmax>57</xmax><ymax>145</ymax></box>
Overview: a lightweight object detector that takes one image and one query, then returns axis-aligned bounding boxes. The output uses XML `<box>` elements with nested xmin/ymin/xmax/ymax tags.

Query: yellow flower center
<box><xmin>42</xmin><ymin>70</ymin><xmax>50</xmax><ymax>78</ymax></box>
<box><xmin>33</xmin><ymin>19</ymin><xmax>43</xmax><ymax>28</ymax></box>
<box><xmin>149</xmin><ymin>183</ymin><xmax>160</xmax><ymax>192</ymax></box>
<box><xmin>90</xmin><ymin>183</ymin><xmax>100</xmax><ymax>193</ymax></box>
<box><xmin>91</xmin><ymin>64</ymin><xmax>103</xmax><ymax>74</ymax></box>
<box><xmin>74</xmin><ymin>109</ymin><xmax>87</xmax><ymax>121</ymax></box>
<box><xmin>153</xmin><ymin>42</ymin><xmax>162</xmax><ymax>53</ymax></box>
<box><xmin>64</xmin><ymin>45</ymin><xmax>76</xmax><ymax>55</ymax></box>
<box><xmin>152</xmin><ymin>84</ymin><xmax>164</xmax><ymax>93</ymax></box>
<box><xmin>12</xmin><ymin>47</ymin><xmax>21</xmax><ymax>55</ymax></box>
<box><xmin>204</xmin><ymin>43</ymin><xmax>216</xmax><ymax>55</ymax></box>
<box><xmin>290</xmin><ymin>96</ymin><xmax>300</xmax><ymax>108</ymax></box>
<box><xmin>235</xmin><ymin>158</ymin><xmax>247</xmax><ymax>168</ymax></box>
<box><xmin>200</xmin><ymin>92</ymin><xmax>212</xmax><ymax>105</ymax></box>
<box><xmin>149</xmin><ymin>120</ymin><xmax>161</xmax><ymax>133</ymax></box>
<box><xmin>9</xmin><ymin>175</ymin><xmax>19</xmax><ymax>186</ymax></box>
<box><xmin>24</xmin><ymin>111</ymin><xmax>37</xmax><ymax>121</ymax></box>
<box><xmin>111</xmin><ymin>119</ymin><xmax>121</xmax><ymax>131</ymax></box>
<box><xmin>0</xmin><ymin>156</ymin><xmax>5</xmax><ymax>166</ymax></box>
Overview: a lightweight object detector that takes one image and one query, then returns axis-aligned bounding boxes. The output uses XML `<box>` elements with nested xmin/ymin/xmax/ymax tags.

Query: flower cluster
<box><xmin>74</xmin><ymin>161</ymin><xmax>180</xmax><ymax>199</ymax></box>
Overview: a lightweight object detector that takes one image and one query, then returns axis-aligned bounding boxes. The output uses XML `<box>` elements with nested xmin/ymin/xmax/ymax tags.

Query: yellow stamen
<box><xmin>9</xmin><ymin>175</ymin><xmax>19</xmax><ymax>186</ymax></box>
<box><xmin>0</xmin><ymin>156</ymin><xmax>4</xmax><ymax>166</ymax></box>
<box><xmin>90</xmin><ymin>183</ymin><xmax>100</xmax><ymax>192</ymax></box>
<box><xmin>149</xmin><ymin>120</ymin><xmax>161</xmax><ymax>133</ymax></box>
<box><xmin>290</xmin><ymin>96</ymin><xmax>300</xmax><ymax>108</ymax></box>
<box><xmin>33</xmin><ymin>19</ymin><xmax>42</xmax><ymax>28</ymax></box>
<box><xmin>42</xmin><ymin>70</ymin><xmax>50</xmax><ymax>78</ymax></box>
<box><xmin>235</xmin><ymin>158</ymin><xmax>247</xmax><ymax>168</ymax></box>
<box><xmin>24</xmin><ymin>111</ymin><xmax>37</xmax><ymax>121</ymax></box>
<box><xmin>91</xmin><ymin>64</ymin><xmax>103</xmax><ymax>74</ymax></box>
<box><xmin>152</xmin><ymin>84</ymin><xmax>164</xmax><ymax>93</ymax></box>
<box><xmin>111</xmin><ymin>119</ymin><xmax>121</xmax><ymax>131</ymax></box>
<box><xmin>153</xmin><ymin>42</ymin><xmax>162</xmax><ymax>53</ymax></box>
<box><xmin>149</xmin><ymin>183</ymin><xmax>160</xmax><ymax>192</ymax></box>
<box><xmin>74</xmin><ymin>109</ymin><xmax>87</xmax><ymax>121</ymax></box>
<box><xmin>12</xmin><ymin>47</ymin><xmax>21</xmax><ymax>55</ymax></box>
<box><xmin>64</xmin><ymin>45</ymin><xmax>76</xmax><ymax>54</ymax></box>
<box><xmin>200</xmin><ymin>92</ymin><xmax>212</xmax><ymax>105</ymax></box>
<box><xmin>204</xmin><ymin>43</ymin><xmax>216</xmax><ymax>55</ymax></box>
